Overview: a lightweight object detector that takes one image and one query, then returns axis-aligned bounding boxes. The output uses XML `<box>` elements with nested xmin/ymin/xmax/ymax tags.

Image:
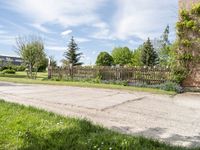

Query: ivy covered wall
<box><xmin>176</xmin><ymin>2</ymin><xmax>200</xmax><ymax>87</ymax></box>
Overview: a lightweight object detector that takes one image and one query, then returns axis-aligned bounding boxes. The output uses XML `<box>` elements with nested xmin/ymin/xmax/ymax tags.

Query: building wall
<box><xmin>179</xmin><ymin>0</ymin><xmax>200</xmax><ymax>10</ymax></box>
<box><xmin>0</xmin><ymin>55</ymin><xmax>23</xmax><ymax>66</ymax></box>
<box><xmin>179</xmin><ymin>0</ymin><xmax>200</xmax><ymax>89</ymax></box>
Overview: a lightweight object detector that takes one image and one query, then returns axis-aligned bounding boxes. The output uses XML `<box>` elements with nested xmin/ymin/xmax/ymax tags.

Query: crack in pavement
<box><xmin>101</xmin><ymin>97</ymin><xmax>145</xmax><ymax>111</ymax></box>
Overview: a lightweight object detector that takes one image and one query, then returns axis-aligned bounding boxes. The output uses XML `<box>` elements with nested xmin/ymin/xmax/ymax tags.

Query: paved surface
<box><xmin>0</xmin><ymin>81</ymin><xmax>200</xmax><ymax>147</ymax></box>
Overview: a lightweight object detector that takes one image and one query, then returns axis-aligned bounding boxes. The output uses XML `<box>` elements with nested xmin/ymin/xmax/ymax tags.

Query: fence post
<box><xmin>69</xmin><ymin>63</ymin><xmax>74</xmax><ymax>80</ymax></box>
<box><xmin>48</xmin><ymin>58</ymin><xmax>52</xmax><ymax>79</ymax></box>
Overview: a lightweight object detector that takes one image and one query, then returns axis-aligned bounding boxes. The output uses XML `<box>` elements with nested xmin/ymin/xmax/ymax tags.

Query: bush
<box><xmin>0</xmin><ymin>66</ymin><xmax>9</xmax><ymax>71</ymax></box>
<box><xmin>15</xmin><ymin>65</ymin><xmax>26</xmax><ymax>71</ymax></box>
<box><xmin>158</xmin><ymin>82</ymin><xmax>184</xmax><ymax>93</ymax></box>
<box><xmin>2</xmin><ymin>69</ymin><xmax>16</xmax><ymax>74</ymax></box>
<box><xmin>128</xmin><ymin>81</ymin><xmax>183</xmax><ymax>93</ymax></box>
<box><xmin>172</xmin><ymin>66</ymin><xmax>188</xmax><ymax>84</ymax></box>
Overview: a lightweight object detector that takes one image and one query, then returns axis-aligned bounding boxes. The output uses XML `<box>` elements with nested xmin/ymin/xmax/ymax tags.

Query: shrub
<box><xmin>128</xmin><ymin>81</ymin><xmax>183</xmax><ymax>93</ymax></box>
<box><xmin>158</xmin><ymin>82</ymin><xmax>184</xmax><ymax>93</ymax></box>
<box><xmin>2</xmin><ymin>69</ymin><xmax>16</xmax><ymax>74</ymax></box>
<box><xmin>16</xmin><ymin>65</ymin><xmax>26</xmax><ymax>71</ymax></box>
<box><xmin>172</xmin><ymin>67</ymin><xmax>188</xmax><ymax>84</ymax></box>
<box><xmin>0</xmin><ymin>66</ymin><xmax>8</xmax><ymax>71</ymax></box>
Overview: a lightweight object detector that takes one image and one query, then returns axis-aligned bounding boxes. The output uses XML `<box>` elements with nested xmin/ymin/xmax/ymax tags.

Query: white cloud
<box><xmin>113</xmin><ymin>0</ymin><xmax>178</xmax><ymax>40</ymax></box>
<box><xmin>61</xmin><ymin>30</ymin><xmax>72</xmax><ymax>36</ymax></box>
<box><xmin>46</xmin><ymin>46</ymin><xmax>66</xmax><ymax>51</ymax></box>
<box><xmin>31</xmin><ymin>23</ymin><xmax>51</xmax><ymax>33</ymax></box>
<box><xmin>3</xmin><ymin>0</ymin><xmax>107</xmax><ymax>28</ymax></box>
<box><xmin>75</xmin><ymin>37</ymin><xmax>90</xmax><ymax>43</ymax></box>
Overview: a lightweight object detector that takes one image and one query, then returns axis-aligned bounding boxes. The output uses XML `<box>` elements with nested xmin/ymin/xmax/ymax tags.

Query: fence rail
<box><xmin>49</xmin><ymin>66</ymin><xmax>172</xmax><ymax>85</ymax></box>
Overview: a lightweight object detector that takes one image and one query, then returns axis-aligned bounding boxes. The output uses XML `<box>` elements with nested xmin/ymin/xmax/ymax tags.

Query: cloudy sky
<box><xmin>0</xmin><ymin>0</ymin><xmax>178</xmax><ymax>65</ymax></box>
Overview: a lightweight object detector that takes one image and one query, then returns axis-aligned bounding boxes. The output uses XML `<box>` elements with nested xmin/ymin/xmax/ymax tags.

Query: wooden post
<box><xmin>48</xmin><ymin>58</ymin><xmax>51</xmax><ymax>79</ymax></box>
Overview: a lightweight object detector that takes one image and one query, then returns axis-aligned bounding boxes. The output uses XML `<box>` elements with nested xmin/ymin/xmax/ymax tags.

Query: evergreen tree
<box><xmin>141</xmin><ymin>38</ymin><xmax>158</xmax><ymax>66</ymax></box>
<box><xmin>64</xmin><ymin>36</ymin><xmax>83</xmax><ymax>66</ymax></box>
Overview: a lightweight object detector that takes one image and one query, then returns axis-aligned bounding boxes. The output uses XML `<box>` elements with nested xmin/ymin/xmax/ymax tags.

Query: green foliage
<box><xmin>191</xmin><ymin>3</ymin><xmax>200</xmax><ymax>15</ymax></box>
<box><xmin>2</xmin><ymin>69</ymin><xmax>16</xmax><ymax>74</ymax></box>
<box><xmin>111</xmin><ymin>47</ymin><xmax>132</xmax><ymax>65</ymax></box>
<box><xmin>157</xmin><ymin>25</ymin><xmax>172</xmax><ymax>66</ymax></box>
<box><xmin>16</xmin><ymin>35</ymin><xmax>46</xmax><ymax>79</ymax></box>
<box><xmin>131</xmin><ymin>46</ymin><xmax>142</xmax><ymax>66</ymax></box>
<box><xmin>0</xmin><ymin>63</ymin><xmax>26</xmax><ymax>72</ymax></box>
<box><xmin>37</xmin><ymin>57</ymin><xmax>48</xmax><ymax>72</ymax></box>
<box><xmin>180</xmin><ymin>39</ymin><xmax>192</xmax><ymax>47</ymax></box>
<box><xmin>141</xmin><ymin>38</ymin><xmax>158</xmax><ymax>66</ymax></box>
<box><xmin>15</xmin><ymin>65</ymin><xmax>26</xmax><ymax>71</ymax></box>
<box><xmin>131</xmin><ymin>81</ymin><xmax>183</xmax><ymax>93</ymax></box>
<box><xmin>49</xmin><ymin>56</ymin><xmax>57</xmax><ymax>68</ymax></box>
<box><xmin>175</xmin><ymin>3</ymin><xmax>200</xmax><ymax>84</ymax></box>
<box><xmin>180</xmin><ymin>10</ymin><xmax>190</xmax><ymax>21</ymax></box>
<box><xmin>172</xmin><ymin>66</ymin><xmax>188</xmax><ymax>84</ymax></box>
<box><xmin>0</xmin><ymin>100</ymin><xmax>189</xmax><ymax>150</ymax></box>
<box><xmin>157</xmin><ymin>82</ymin><xmax>183</xmax><ymax>93</ymax></box>
<box><xmin>96</xmin><ymin>52</ymin><xmax>113</xmax><ymax>66</ymax></box>
<box><xmin>64</xmin><ymin>36</ymin><xmax>83</xmax><ymax>66</ymax></box>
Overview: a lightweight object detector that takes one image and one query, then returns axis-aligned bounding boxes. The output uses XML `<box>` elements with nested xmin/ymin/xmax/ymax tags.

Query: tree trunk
<box><xmin>29</xmin><ymin>64</ymin><xmax>33</xmax><ymax>79</ymax></box>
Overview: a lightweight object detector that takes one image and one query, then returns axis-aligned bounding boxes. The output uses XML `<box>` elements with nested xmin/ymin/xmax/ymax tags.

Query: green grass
<box><xmin>0</xmin><ymin>100</ymin><xmax>194</xmax><ymax>150</ymax></box>
<box><xmin>0</xmin><ymin>71</ymin><xmax>175</xmax><ymax>95</ymax></box>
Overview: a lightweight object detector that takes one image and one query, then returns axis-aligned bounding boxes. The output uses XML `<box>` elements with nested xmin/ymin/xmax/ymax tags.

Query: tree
<box><xmin>141</xmin><ymin>38</ymin><xmax>158</xmax><ymax>66</ymax></box>
<box><xmin>159</xmin><ymin>25</ymin><xmax>171</xmax><ymax>66</ymax></box>
<box><xmin>64</xmin><ymin>36</ymin><xmax>83</xmax><ymax>66</ymax></box>
<box><xmin>111</xmin><ymin>47</ymin><xmax>132</xmax><ymax>66</ymax></box>
<box><xmin>15</xmin><ymin>35</ymin><xmax>46</xmax><ymax>79</ymax></box>
<box><xmin>49</xmin><ymin>56</ymin><xmax>57</xmax><ymax>68</ymax></box>
<box><xmin>96</xmin><ymin>52</ymin><xmax>113</xmax><ymax>66</ymax></box>
<box><xmin>131</xmin><ymin>46</ymin><xmax>143</xmax><ymax>66</ymax></box>
<box><xmin>37</xmin><ymin>57</ymin><xmax>48</xmax><ymax>72</ymax></box>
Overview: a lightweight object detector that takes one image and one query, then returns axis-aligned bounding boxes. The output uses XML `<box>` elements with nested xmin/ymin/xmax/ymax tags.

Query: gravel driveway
<box><xmin>0</xmin><ymin>81</ymin><xmax>200</xmax><ymax>147</ymax></box>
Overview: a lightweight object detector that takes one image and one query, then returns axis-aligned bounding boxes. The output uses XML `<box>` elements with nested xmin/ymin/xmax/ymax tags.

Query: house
<box><xmin>0</xmin><ymin>55</ymin><xmax>23</xmax><ymax>66</ymax></box>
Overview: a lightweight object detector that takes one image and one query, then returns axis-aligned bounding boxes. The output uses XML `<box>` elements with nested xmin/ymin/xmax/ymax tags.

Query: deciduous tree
<box><xmin>96</xmin><ymin>52</ymin><xmax>113</xmax><ymax>66</ymax></box>
<box><xmin>15</xmin><ymin>35</ymin><xmax>46</xmax><ymax>79</ymax></box>
<box><xmin>111</xmin><ymin>47</ymin><xmax>132</xmax><ymax>66</ymax></box>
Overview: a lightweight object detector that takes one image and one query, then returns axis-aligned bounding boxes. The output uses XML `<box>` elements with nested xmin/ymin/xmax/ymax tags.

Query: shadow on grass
<box><xmin>18</xmin><ymin>121</ymin><xmax>190</xmax><ymax>150</ymax></box>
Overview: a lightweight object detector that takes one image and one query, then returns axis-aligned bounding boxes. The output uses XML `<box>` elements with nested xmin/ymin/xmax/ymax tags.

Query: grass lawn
<box><xmin>0</xmin><ymin>71</ymin><xmax>175</xmax><ymax>95</ymax></box>
<box><xmin>0</xmin><ymin>100</ymin><xmax>194</xmax><ymax>150</ymax></box>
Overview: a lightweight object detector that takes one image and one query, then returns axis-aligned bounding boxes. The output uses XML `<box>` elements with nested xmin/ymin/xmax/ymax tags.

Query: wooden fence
<box><xmin>48</xmin><ymin>66</ymin><xmax>172</xmax><ymax>85</ymax></box>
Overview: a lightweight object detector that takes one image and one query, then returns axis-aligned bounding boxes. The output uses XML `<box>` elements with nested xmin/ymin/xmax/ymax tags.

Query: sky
<box><xmin>0</xmin><ymin>0</ymin><xmax>178</xmax><ymax>65</ymax></box>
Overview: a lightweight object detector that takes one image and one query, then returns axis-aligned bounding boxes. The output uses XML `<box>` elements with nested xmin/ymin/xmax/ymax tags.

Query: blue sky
<box><xmin>0</xmin><ymin>0</ymin><xmax>178</xmax><ymax>65</ymax></box>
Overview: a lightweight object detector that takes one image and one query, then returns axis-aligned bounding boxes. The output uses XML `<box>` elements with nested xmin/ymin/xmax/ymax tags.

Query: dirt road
<box><xmin>0</xmin><ymin>81</ymin><xmax>200</xmax><ymax>147</ymax></box>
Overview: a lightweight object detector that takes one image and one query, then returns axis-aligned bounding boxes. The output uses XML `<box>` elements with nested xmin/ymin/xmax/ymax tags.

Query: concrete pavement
<box><xmin>0</xmin><ymin>81</ymin><xmax>200</xmax><ymax>147</ymax></box>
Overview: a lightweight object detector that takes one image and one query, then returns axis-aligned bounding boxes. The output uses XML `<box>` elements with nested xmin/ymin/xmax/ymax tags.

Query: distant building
<box><xmin>0</xmin><ymin>55</ymin><xmax>23</xmax><ymax>66</ymax></box>
<box><xmin>179</xmin><ymin>0</ymin><xmax>200</xmax><ymax>10</ymax></box>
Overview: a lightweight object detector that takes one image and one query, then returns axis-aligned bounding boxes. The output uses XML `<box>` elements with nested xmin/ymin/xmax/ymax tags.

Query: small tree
<box><xmin>15</xmin><ymin>35</ymin><xmax>46</xmax><ymax>79</ymax></box>
<box><xmin>131</xmin><ymin>45</ymin><xmax>143</xmax><ymax>66</ymax></box>
<box><xmin>96</xmin><ymin>52</ymin><xmax>113</xmax><ymax>66</ymax></box>
<box><xmin>158</xmin><ymin>25</ymin><xmax>171</xmax><ymax>66</ymax></box>
<box><xmin>111</xmin><ymin>47</ymin><xmax>132</xmax><ymax>66</ymax></box>
<box><xmin>49</xmin><ymin>56</ymin><xmax>57</xmax><ymax>68</ymax></box>
<box><xmin>64</xmin><ymin>36</ymin><xmax>83</xmax><ymax>66</ymax></box>
<box><xmin>141</xmin><ymin>38</ymin><xmax>158</xmax><ymax>66</ymax></box>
